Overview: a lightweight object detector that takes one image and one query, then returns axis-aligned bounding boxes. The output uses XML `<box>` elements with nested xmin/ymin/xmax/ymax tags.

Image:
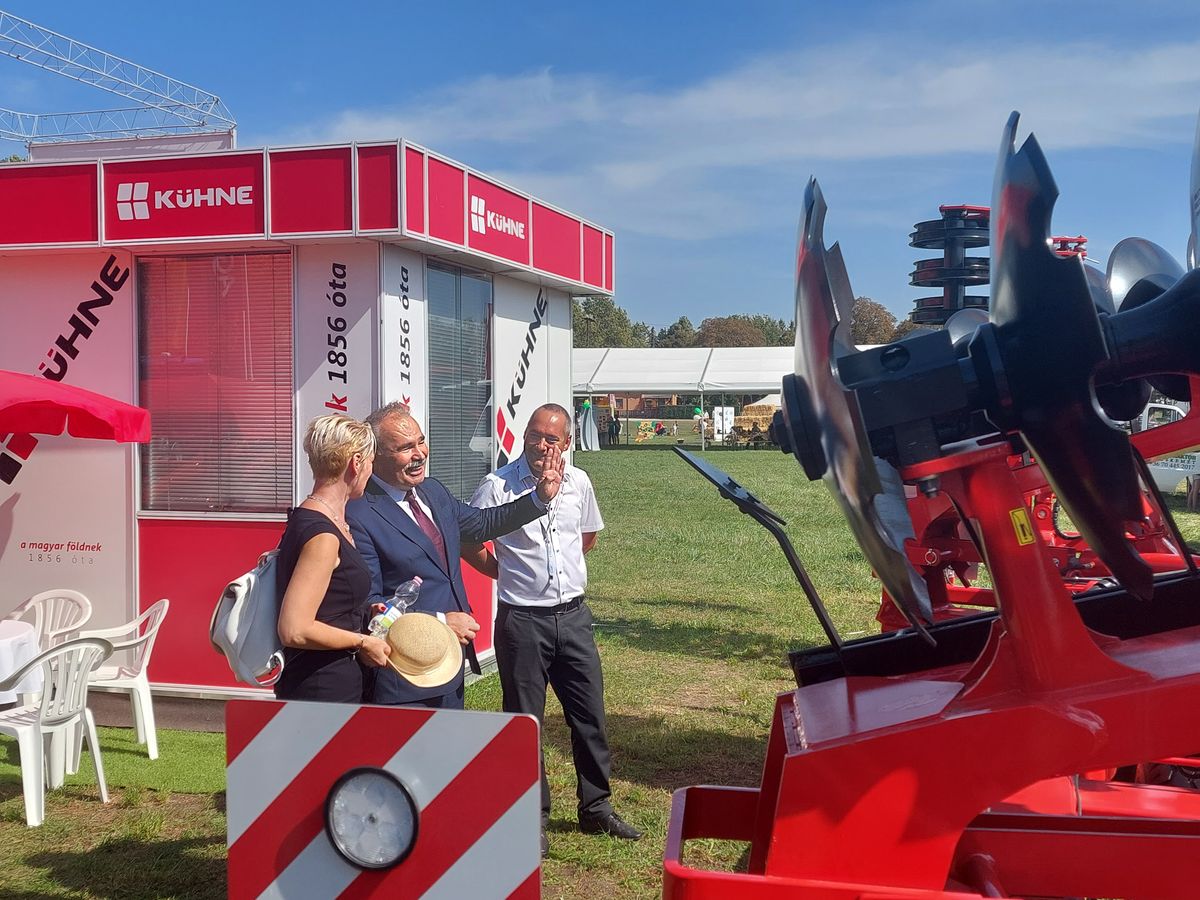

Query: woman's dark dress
<box><xmin>273</xmin><ymin>508</ymin><xmax>371</xmax><ymax>703</ymax></box>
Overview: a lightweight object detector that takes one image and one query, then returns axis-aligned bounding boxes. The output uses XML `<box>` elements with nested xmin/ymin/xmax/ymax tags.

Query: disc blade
<box><xmin>989</xmin><ymin>113</ymin><xmax>1151</xmax><ymax>599</ymax></box>
<box><xmin>1107</xmin><ymin>237</ymin><xmax>1184</xmax><ymax>310</ymax></box>
<box><xmin>793</xmin><ymin>179</ymin><xmax>934</xmax><ymax>633</ymax></box>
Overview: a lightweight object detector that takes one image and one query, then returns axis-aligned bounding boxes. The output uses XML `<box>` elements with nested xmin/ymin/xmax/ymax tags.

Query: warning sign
<box><xmin>1009</xmin><ymin>508</ymin><xmax>1036</xmax><ymax>546</ymax></box>
<box><xmin>226</xmin><ymin>700</ymin><xmax>541</xmax><ymax>899</ymax></box>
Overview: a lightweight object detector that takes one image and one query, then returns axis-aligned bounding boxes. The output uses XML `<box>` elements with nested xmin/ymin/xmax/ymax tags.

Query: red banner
<box><xmin>103</xmin><ymin>152</ymin><xmax>266</xmax><ymax>241</ymax></box>
<box><xmin>0</xmin><ymin>163</ymin><xmax>98</xmax><ymax>245</ymax></box>
<box><xmin>467</xmin><ymin>175</ymin><xmax>530</xmax><ymax>265</ymax></box>
<box><xmin>532</xmin><ymin>203</ymin><xmax>581</xmax><ymax>281</ymax></box>
<box><xmin>270</xmin><ymin>147</ymin><xmax>353</xmax><ymax>235</ymax></box>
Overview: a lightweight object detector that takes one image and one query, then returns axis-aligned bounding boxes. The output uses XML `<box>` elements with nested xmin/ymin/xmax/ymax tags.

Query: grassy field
<box><xmin>0</xmin><ymin>450</ymin><xmax>1196</xmax><ymax>898</ymax></box>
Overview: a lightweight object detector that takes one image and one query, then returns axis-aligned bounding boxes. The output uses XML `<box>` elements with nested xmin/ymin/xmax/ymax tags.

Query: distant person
<box><xmin>275</xmin><ymin>414</ymin><xmax>391</xmax><ymax>703</ymax></box>
<box><xmin>671</xmin><ymin>421</ymin><xmax>678</xmax><ymax>437</ymax></box>
<box><xmin>464</xmin><ymin>403</ymin><xmax>642</xmax><ymax>857</ymax></box>
<box><xmin>346</xmin><ymin>402</ymin><xmax>563</xmax><ymax>708</ymax></box>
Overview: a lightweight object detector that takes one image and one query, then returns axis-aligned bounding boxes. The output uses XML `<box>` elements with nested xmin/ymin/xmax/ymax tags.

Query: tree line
<box><xmin>572</xmin><ymin>296</ymin><xmax>918</xmax><ymax>348</ymax></box>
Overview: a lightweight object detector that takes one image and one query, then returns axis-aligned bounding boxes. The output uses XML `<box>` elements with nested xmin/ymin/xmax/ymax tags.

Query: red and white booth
<box><xmin>0</xmin><ymin>140</ymin><xmax>613</xmax><ymax>696</ymax></box>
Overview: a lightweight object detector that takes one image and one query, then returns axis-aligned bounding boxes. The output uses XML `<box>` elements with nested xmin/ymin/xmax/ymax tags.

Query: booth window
<box><xmin>427</xmin><ymin>262</ymin><xmax>492</xmax><ymax>499</ymax></box>
<box><xmin>138</xmin><ymin>253</ymin><xmax>294</xmax><ymax>514</ymax></box>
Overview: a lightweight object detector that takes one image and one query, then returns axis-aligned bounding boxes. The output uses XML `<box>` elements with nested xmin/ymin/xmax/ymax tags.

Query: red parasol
<box><xmin>0</xmin><ymin>369</ymin><xmax>150</xmax><ymax>442</ymax></box>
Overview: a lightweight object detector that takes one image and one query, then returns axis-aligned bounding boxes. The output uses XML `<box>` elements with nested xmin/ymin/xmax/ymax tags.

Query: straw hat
<box><xmin>385</xmin><ymin>613</ymin><xmax>463</xmax><ymax>688</ymax></box>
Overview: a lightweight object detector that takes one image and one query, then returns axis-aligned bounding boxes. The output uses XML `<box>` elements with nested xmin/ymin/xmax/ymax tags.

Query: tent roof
<box><xmin>573</xmin><ymin>346</ymin><xmax>795</xmax><ymax>394</ymax></box>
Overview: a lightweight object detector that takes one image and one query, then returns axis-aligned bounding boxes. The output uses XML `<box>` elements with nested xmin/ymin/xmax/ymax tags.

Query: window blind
<box><xmin>138</xmin><ymin>252</ymin><xmax>294</xmax><ymax>513</ymax></box>
<box><xmin>427</xmin><ymin>262</ymin><xmax>493</xmax><ymax>499</ymax></box>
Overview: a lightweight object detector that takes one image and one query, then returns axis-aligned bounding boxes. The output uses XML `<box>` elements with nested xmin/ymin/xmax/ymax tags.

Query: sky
<box><xmin>2</xmin><ymin>0</ymin><xmax>1199</xmax><ymax>329</ymax></box>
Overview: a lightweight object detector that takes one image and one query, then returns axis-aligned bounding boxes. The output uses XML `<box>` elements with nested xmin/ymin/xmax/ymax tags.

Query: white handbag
<box><xmin>210</xmin><ymin>549</ymin><xmax>285</xmax><ymax>687</ymax></box>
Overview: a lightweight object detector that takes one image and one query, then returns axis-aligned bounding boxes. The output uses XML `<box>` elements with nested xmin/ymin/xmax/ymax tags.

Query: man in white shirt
<box><xmin>465</xmin><ymin>403</ymin><xmax>641</xmax><ymax>856</ymax></box>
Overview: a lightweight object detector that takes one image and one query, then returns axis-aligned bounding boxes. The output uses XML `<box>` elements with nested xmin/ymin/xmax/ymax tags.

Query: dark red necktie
<box><xmin>407</xmin><ymin>489</ymin><xmax>481</xmax><ymax>675</ymax></box>
<box><xmin>407</xmin><ymin>490</ymin><xmax>446</xmax><ymax>568</ymax></box>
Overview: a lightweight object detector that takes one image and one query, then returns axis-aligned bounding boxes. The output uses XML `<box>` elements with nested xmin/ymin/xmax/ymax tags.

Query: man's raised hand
<box><xmin>535</xmin><ymin>443</ymin><xmax>565</xmax><ymax>503</ymax></box>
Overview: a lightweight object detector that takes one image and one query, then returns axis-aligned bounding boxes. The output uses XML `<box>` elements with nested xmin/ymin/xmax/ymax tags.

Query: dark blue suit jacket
<box><xmin>346</xmin><ymin>474</ymin><xmax>543</xmax><ymax>704</ymax></box>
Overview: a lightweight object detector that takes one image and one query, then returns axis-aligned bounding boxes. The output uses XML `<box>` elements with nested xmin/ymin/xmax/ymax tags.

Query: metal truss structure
<box><xmin>0</xmin><ymin>8</ymin><xmax>234</xmax><ymax>145</ymax></box>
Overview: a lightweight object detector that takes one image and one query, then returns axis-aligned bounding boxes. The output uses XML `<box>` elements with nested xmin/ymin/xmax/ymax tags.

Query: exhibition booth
<box><xmin>0</xmin><ymin>140</ymin><xmax>613</xmax><ymax>695</ymax></box>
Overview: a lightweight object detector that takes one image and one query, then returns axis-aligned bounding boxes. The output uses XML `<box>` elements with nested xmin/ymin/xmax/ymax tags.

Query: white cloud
<box><xmin>271</xmin><ymin>34</ymin><xmax>1200</xmax><ymax>245</ymax></box>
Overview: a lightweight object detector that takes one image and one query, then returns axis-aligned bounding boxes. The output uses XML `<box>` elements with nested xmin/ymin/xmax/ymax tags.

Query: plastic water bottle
<box><xmin>368</xmin><ymin>576</ymin><xmax>422</xmax><ymax>638</ymax></box>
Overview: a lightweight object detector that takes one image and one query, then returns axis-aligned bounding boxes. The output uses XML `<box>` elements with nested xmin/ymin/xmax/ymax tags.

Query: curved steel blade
<box><xmin>793</xmin><ymin>179</ymin><xmax>934</xmax><ymax>635</ymax></box>
<box><xmin>989</xmin><ymin>113</ymin><xmax>1151</xmax><ymax>599</ymax></box>
<box><xmin>945</xmin><ymin>308</ymin><xmax>989</xmax><ymax>352</ymax></box>
<box><xmin>1107</xmin><ymin>237</ymin><xmax>1184</xmax><ymax>310</ymax></box>
<box><xmin>1083</xmin><ymin>262</ymin><xmax>1114</xmax><ymax>315</ymax></box>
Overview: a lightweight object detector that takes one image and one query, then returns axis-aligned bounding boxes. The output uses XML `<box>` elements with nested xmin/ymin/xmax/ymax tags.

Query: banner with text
<box><xmin>0</xmin><ymin>251</ymin><xmax>136</xmax><ymax>629</ymax></box>
<box><xmin>294</xmin><ymin>243</ymin><xmax>379</xmax><ymax>500</ymax></box>
<box><xmin>492</xmin><ymin>279</ymin><xmax>561</xmax><ymax>467</ymax></box>
<box><xmin>380</xmin><ymin>246</ymin><xmax>428</xmax><ymax>429</ymax></box>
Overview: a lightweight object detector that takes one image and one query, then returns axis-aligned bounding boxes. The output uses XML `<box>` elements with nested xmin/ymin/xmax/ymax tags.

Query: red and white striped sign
<box><xmin>226</xmin><ymin>700</ymin><xmax>541</xmax><ymax>899</ymax></box>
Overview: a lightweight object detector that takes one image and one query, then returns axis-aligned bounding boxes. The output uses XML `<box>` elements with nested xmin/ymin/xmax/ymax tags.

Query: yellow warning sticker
<box><xmin>1010</xmin><ymin>508</ymin><xmax>1036</xmax><ymax>545</ymax></box>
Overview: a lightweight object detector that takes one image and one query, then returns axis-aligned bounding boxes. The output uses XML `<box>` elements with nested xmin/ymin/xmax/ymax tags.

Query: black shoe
<box><xmin>579</xmin><ymin>811</ymin><xmax>642</xmax><ymax>840</ymax></box>
<box><xmin>540</xmin><ymin>828</ymin><xmax>549</xmax><ymax>858</ymax></box>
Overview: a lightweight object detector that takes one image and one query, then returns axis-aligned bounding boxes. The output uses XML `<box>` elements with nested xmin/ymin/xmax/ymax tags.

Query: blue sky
<box><xmin>3</xmin><ymin>0</ymin><xmax>1200</xmax><ymax>329</ymax></box>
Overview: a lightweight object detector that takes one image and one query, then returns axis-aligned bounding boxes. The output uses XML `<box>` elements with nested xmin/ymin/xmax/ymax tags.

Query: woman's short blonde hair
<box><xmin>304</xmin><ymin>414</ymin><xmax>376</xmax><ymax>481</ymax></box>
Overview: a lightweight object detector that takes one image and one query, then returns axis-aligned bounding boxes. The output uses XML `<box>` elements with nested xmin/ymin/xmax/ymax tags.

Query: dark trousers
<box><xmin>495</xmin><ymin>599</ymin><xmax>613</xmax><ymax>823</ymax></box>
<box><xmin>403</xmin><ymin>683</ymin><xmax>465</xmax><ymax>709</ymax></box>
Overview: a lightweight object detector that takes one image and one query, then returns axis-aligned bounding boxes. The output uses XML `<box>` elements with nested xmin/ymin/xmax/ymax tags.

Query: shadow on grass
<box><xmin>593</xmin><ymin>712</ymin><xmax>768</xmax><ymax>793</ymax></box>
<box><xmin>592</xmin><ymin>611</ymin><xmax>817</xmax><ymax>666</ymax></box>
<box><xmin>17</xmin><ymin>835</ymin><xmax>225</xmax><ymax>899</ymax></box>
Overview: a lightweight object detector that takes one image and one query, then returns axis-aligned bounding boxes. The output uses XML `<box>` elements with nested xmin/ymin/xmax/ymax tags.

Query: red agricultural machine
<box><xmin>665</xmin><ymin>111</ymin><xmax>1200</xmax><ymax>898</ymax></box>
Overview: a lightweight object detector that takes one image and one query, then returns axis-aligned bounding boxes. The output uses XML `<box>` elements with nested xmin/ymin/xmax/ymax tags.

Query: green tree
<box><xmin>656</xmin><ymin>316</ymin><xmax>697</xmax><ymax>348</ymax></box>
<box><xmin>849</xmin><ymin>297</ymin><xmax>898</xmax><ymax>345</ymax></box>
<box><xmin>740</xmin><ymin>314</ymin><xmax>793</xmax><ymax>346</ymax></box>
<box><xmin>890</xmin><ymin>318</ymin><xmax>926</xmax><ymax>342</ymax></box>
<box><xmin>695</xmin><ymin>316</ymin><xmax>767</xmax><ymax>347</ymax></box>
<box><xmin>573</xmin><ymin>296</ymin><xmax>649</xmax><ymax>347</ymax></box>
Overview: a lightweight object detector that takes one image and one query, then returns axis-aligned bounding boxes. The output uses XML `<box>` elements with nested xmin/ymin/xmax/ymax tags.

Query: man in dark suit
<box><xmin>347</xmin><ymin>402</ymin><xmax>563</xmax><ymax>708</ymax></box>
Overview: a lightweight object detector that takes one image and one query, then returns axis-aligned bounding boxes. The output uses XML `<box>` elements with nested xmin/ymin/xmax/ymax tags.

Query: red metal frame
<box><xmin>878</xmin><ymin>380</ymin><xmax>1200</xmax><ymax>631</ymax></box>
<box><xmin>1050</xmin><ymin>235</ymin><xmax>1088</xmax><ymax>258</ymax></box>
<box><xmin>665</xmin><ymin>429</ymin><xmax>1200</xmax><ymax>898</ymax></box>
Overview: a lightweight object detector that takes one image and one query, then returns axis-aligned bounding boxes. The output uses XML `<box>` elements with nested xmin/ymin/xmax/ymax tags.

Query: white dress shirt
<box><xmin>471</xmin><ymin>455</ymin><xmax>603</xmax><ymax>607</ymax></box>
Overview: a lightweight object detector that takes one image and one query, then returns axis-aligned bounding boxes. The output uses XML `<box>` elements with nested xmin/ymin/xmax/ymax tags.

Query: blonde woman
<box><xmin>275</xmin><ymin>414</ymin><xmax>391</xmax><ymax>702</ymax></box>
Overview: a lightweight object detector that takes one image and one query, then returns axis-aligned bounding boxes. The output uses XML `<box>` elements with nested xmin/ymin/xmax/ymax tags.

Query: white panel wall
<box><xmin>545</xmin><ymin>286</ymin><xmax>573</xmax><ymax>462</ymax></box>
<box><xmin>491</xmin><ymin>278</ymin><xmax>568</xmax><ymax>467</ymax></box>
<box><xmin>380</xmin><ymin>246</ymin><xmax>429</xmax><ymax>427</ymax></box>
<box><xmin>294</xmin><ymin>242</ymin><xmax>379</xmax><ymax>499</ymax></box>
<box><xmin>0</xmin><ymin>251</ymin><xmax>136</xmax><ymax>629</ymax></box>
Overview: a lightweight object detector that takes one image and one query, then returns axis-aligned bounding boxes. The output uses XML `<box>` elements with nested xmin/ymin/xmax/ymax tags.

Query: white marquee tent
<box><xmin>572</xmin><ymin>346</ymin><xmax>795</xmax><ymax>395</ymax></box>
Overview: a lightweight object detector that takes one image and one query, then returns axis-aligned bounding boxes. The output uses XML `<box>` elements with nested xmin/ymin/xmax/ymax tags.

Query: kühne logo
<box><xmin>495</xmin><ymin>289</ymin><xmax>547</xmax><ymax>467</ymax></box>
<box><xmin>115</xmin><ymin>181</ymin><xmax>254</xmax><ymax>221</ymax></box>
<box><xmin>470</xmin><ymin>195</ymin><xmax>525</xmax><ymax>239</ymax></box>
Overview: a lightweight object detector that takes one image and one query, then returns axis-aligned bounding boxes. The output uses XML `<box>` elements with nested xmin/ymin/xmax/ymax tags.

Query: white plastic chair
<box><xmin>0</xmin><ymin>637</ymin><xmax>113</xmax><ymax>827</ymax></box>
<box><xmin>4</xmin><ymin>589</ymin><xmax>93</xmax><ymax>649</ymax></box>
<box><xmin>76</xmin><ymin>599</ymin><xmax>169</xmax><ymax>761</ymax></box>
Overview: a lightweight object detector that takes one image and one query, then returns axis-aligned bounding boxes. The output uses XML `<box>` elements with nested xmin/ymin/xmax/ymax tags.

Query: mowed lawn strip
<box><xmin>1</xmin><ymin>450</ymin><xmax>1195</xmax><ymax>898</ymax></box>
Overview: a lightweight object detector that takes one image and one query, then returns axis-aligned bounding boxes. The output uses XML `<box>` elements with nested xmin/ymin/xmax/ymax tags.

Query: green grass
<box><xmin>511</xmin><ymin>451</ymin><xmax>881</xmax><ymax>897</ymax></box>
<box><xmin>0</xmin><ymin>451</ymin><xmax>1196</xmax><ymax>898</ymax></box>
<box><xmin>0</xmin><ymin>728</ymin><xmax>227</xmax><ymax>899</ymax></box>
